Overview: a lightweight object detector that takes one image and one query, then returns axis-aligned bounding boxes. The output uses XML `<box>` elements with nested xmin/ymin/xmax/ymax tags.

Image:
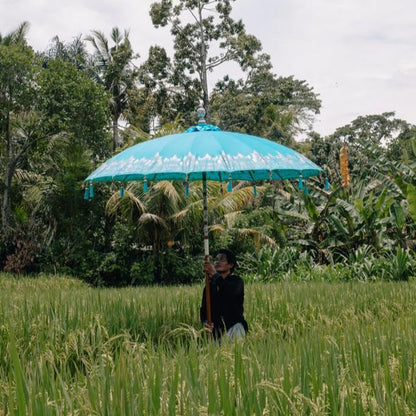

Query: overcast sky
<box><xmin>1</xmin><ymin>0</ymin><xmax>415</xmax><ymax>136</ymax></box>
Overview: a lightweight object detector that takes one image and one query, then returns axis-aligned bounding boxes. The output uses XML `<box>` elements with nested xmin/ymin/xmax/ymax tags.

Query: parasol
<box><xmin>85</xmin><ymin>109</ymin><xmax>324</xmax><ymax>324</ymax></box>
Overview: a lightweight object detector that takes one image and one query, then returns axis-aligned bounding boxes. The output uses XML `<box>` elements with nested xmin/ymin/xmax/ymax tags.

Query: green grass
<box><xmin>1</xmin><ymin>273</ymin><xmax>416</xmax><ymax>415</ymax></box>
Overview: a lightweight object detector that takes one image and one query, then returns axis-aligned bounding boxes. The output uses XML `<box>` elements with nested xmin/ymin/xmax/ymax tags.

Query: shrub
<box><xmin>239</xmin><ymin>246</ymin><xmax>313</xmax><ymax>281</ymax></box>
<box><xmin>158</xmin><ymin>250</ymin><xmax>202</xmax><ymax>284</ymax></box>
<box><xmin>130</xmin><ymin>258</ymin><xmax>155</xmax><ymax>285</ymax></box>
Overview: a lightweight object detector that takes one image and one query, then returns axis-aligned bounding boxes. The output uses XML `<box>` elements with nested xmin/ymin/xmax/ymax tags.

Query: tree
<box><xmin>0</xmin><ymin>21</ymin><xmax>29</xmax><ymax>45</ymax></box>
<box><xmin>0</xmin><ymin>30</ymin><xmax>111</xmax><ymax>270</ymax></box>
<box><xmin>41</xmin><ymin>35</ymin><xmax>89</xmax><ymax>70</ymax></box>
<box><xmin>37</xmin><ymin>58</ymin><xmax>110</xmax><ymax>158</ymax></box>
<box><xmin>23</xmin><ymin>55</ymin><xmax>112</xmax><ymax>274</ymax></box>
<box><xmin>210</xmin><ymin>66</ymin><xmax>321</xmax><ymax>145</ymax></box>
<box><xmin>308</xmin><ymin>112</ymin><xmax>413</xmax><ymax>185</ymax></box>
<box><xmin>149</xmin><ymin>0</ymin><xmax>264</xmax><ymax>121</ymax></box>
<box><xmin>86</xmin><ymin>28</ymin><xmax>138</xmax><ymax>151</ymax></box>
<box><xmin>137</xmin><ymin>45</ymin><xmax>199</xmax><ymax>129</ymax></box>
<box><xmin>329</xmin><ymin>112</ymin><xmax>408</xmax><ymax>147</ymax></box>
<box><xmin>385</xmin><ymin>124</ymin><xmax>416</xmax><ymax>162</ymax></box>
<box><xmin>0</xmin><ymin>23</ymin><xmax>39</xmax><ymax>234</ymax></box>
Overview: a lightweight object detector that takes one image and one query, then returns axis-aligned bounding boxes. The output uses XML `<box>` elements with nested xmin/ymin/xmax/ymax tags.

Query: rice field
<box><xmin>1</xmin><ymin>273</ymin><xmax>416</xmax><ymax>415</ymax></box>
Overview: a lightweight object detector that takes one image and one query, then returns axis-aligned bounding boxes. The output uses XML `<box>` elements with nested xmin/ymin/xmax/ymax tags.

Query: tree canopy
<box><xmin>0</xmin><ymin>17</ymin><xmax>415</xmax><ymax>283</ymax></box>
<box><xmin>147</xmin><ymin>0</ymin><xmax>265</xmax><ymax>122</ymax></box>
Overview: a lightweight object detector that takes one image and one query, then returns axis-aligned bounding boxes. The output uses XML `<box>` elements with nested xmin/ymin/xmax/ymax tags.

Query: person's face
<box><xmin>214</xmin><ymin>253</ymin><xmax>233</xmax><ymax>274</ymax></box>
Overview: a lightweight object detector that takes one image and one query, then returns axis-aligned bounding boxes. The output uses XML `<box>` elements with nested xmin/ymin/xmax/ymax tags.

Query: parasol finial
<box><xmin>197</xmin><ymin>105</ymin><xmax>206</xmax><ymax>124</ymax></box>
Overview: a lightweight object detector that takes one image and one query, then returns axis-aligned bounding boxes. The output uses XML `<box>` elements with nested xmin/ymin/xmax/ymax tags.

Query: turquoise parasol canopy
<box><xmin>85</xmin><ymin>124</ymin><xmax>323</xmax><ymax>184</ymax></box>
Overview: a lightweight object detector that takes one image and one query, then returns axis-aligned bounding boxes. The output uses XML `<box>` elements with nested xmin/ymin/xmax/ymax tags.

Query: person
<box><xmin>200</xmin><ymin>249</ymin><xmax>248</xmax><ymax>342</ymax></box>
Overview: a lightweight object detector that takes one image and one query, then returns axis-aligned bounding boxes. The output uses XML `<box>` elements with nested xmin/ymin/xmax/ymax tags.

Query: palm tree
<box><xmin>0</xmin><ymin>21</ymin><xmax>29</xmax><ymax>45</ymax></box>
<box><xmin>104</xmin><ymin>176</ymin><xmax>277</xmax><ymax>281</ymax></box>
<box><xmin>105</xmin><ymin>180</ymin><xmax>186</xmax><ymax>281</ymax></box>
<box><xmin>42</xmin><ymin>35</ymin><xmax>88</xmax><ymax>70</ymax></box>
<box><xmin>86</xmin><ymin>28</ymin><xmax>138</xmax><ymax>151</ymax></box>
<box><xmin>3</xmin><ymin>131</ymin><xmax>72</xmax><ymax>272</ymax></box>
<box><xmin>171</xmin><ymin>181</ymin><xmax>277</xmax><ymax>255</ymax></box>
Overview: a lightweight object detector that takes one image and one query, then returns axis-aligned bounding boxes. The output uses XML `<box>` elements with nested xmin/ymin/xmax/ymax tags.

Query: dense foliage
<box><xmin>0</xmin><ymin>9</ymin><xmax>415</xmax><ymax>284</ymax></box>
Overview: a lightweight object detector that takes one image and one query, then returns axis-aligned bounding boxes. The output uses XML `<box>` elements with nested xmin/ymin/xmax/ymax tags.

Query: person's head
<box><xmin>213</xmin><ymin>249</ymin><xmax>237</xmax><ymax>273</ymax></box>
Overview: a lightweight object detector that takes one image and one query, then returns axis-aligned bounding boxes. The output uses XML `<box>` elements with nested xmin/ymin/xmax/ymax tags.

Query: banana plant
<box><xmin>408</xmin><ymin>184</ymin><xmax>416</xmax><ymax>222</ymax></box>
<box><xmin>272</xmin><ymin>181</ymin><xmax>342</xmax><ymax>264</ymax></box>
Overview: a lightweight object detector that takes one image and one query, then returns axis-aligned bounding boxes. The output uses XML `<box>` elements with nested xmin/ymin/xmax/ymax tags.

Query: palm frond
<box><xmin>1</xmin><ymin>21</ymin><xmax>29</xmax><ymax>45</ymax></box>
<box><xmin>138</xmin><ymin>213</ymin><xmax>168</xmax><ymax>229</ymax></box>
<box><xmin>223</xmin><ymin>211</ymin><xmax>242</xmax><ymax>228</ymax></box>
<box><xmin>235</xmin><ymin>228</ymin><xmax>277</xmax><ymax>247</ymax></box>
<box><xmin>153</xmin><ymin>181</ymin><xmax>182</xmax><ymax>207</ymax></box>
<box><xmin>86</xmin><ymin>30</ymin><xmax>110</xmax><ymax>62</ymax></box>
<box><xmin>217</xmin><ymin>185</ymin><xmax>261</xmax><ymax>212</ymax></box>
<box><xmin>111</xmin><ymin>27</ymin><xmax>122</xmax><ymax>45</ymax></box>
<box><xmin>105</xmin><ymin>187</ymin><xmax>146</xmax><ymax>217</ymax></box>
<box><xmin>210</xmin><ymin>224</ymin><xmax>225</xmax><ymax>233</ymax></box>
<box><xmin>13</xmin><ymin>169</ymin><xmax>45</xmax><ymax>184</ymax></box>
<box><xmin>171</xmin><ymin>199</ymin><xmax>203</xmax><ymax>221</ymax></box>
<box><xmin>276</xmin><ymin>208</ymin><xmax>310</xmax><ymax>222</ymax></box>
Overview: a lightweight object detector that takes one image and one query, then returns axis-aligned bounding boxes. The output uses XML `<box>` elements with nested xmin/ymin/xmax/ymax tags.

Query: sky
<box><xmin>1</xmin><ymin>0</ymin><xmax>416</xmax><ymax>136</ymax></box>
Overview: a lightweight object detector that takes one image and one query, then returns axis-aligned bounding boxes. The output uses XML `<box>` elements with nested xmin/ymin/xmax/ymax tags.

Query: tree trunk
<box><xmin>198</xmin><ymin>2</ymin><xmax>210</xmax><ymax>121</ymax></box>
<box><xmin>112</xmin><ymin>114</ymin><xmax>119</xmax><ymax>152</ymax></box>
<box><xmin>1</xmin><ymin>111</ymin><xmax>12</xmax><ymax>234</ymax></box>
<box><xmin>1</xmin><ymin>170</ymin><xmax>12</xmax><ymax>234</ymax></box>
<box><xmin>152</xmin><ymin>230</ymin><xmax>161</xmax><ymax>282</ymax></box>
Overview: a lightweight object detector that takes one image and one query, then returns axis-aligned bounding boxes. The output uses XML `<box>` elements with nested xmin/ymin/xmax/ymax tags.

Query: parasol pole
<box><xmin>202</xmin><ymin>172</ymin><xmax>212</xmax><ymax>326</ymax></box>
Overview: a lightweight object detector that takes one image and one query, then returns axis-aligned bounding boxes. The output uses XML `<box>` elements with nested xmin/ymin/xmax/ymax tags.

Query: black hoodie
<box><xmin>200</xmin><ymin>273</ymin><xmax>248</xmax><ymax>339</ymax></box>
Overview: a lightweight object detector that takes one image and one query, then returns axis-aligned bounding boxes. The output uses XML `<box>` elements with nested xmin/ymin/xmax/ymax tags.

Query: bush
<box><xmin>130</xmin><ymin>258</ymin><xmax>155</xmax><ymax>285</ymax></box>
<box><xmin>238</xmin><ymin>246</ymin><xmax>313</xmax><ymax>281</ymax></box>
<box><xmin>383</xmin><ymin>246</ymin><xmax>416</xmax><ymax>281</ymax></box>
<box><xmin>158</xmin><ymin>250</ymin><xmax>202</xmax><ymax>284</ymax></box>
<box><xmin>97</xmin><ymin>252</ymin><xmax>130</xmax><ymax>286</ymax></box>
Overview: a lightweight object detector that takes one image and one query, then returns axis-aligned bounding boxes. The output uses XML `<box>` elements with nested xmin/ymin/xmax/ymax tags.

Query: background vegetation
<box><xmin>1</xmin><ymin>1</ymin><xmax>415</xmax><ymax>284</ymax></box>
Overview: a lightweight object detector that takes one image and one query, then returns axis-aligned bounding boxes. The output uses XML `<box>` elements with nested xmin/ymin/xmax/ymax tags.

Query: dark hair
<box><xmin>215</xmin><ymin>249</ymin><xmax>237</xmax><ymax>272</ymax></box>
